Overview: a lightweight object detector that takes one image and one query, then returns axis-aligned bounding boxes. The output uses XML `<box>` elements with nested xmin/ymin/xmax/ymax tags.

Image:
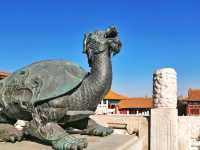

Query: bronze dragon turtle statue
<box><xmin>0</xmin><ymin>26</ymin><xmax>121</xmax><ymax>150</ymax></box>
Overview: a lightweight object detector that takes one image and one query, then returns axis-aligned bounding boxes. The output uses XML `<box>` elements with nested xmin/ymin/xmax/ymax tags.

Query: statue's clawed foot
<box><xmin>84</xmin><ymin>125</ymin><xmax>113</xmax><ymax>137</ymax></box>
<box><xmin>0</xmin><ymin>124</ymin><xmax>23</xmax><ymax>142</ymax></box>
<box><xmin>52</xmin><ymin>133</ymin><xmax>87</xmax><ymax>150</ymax></box>
<box><xmin>25</xmin><ymin>117</ymin><xmax>88</xmax><ymax>150</ymax></box>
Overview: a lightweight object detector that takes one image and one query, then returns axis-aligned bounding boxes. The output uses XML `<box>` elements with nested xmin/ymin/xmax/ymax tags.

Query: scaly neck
<box><xmin>89</xmin><ymin>50</ymin><xmax>112</xmax><ymax>82</ymax></box>
<box><xmin>83</xmin><ymin>50</ymin><xmax>112</xmax><ymax>110</ymax></box>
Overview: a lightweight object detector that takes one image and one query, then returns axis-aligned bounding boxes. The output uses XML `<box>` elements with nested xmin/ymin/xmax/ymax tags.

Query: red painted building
<box><xmin>117</xmin><ymin>97</ymin><xmax>152</xmax><ymax>116</ymax></box>
<box><xmin>96</xmin><ymin>90</ymin><xmax>153</xmax><ymax>116</ymax></box>
<box><xmin>104</xmin><ymin>90</ymin><xmax>129</xmax><ymax>110</ymax></box>
<box><xmin>184</xmin><ymin>89</ymin><xmax>200</xmax><ymax>116</ymax></box>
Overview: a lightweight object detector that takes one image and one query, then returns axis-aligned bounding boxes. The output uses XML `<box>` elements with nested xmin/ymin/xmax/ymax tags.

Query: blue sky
<box><xmin>0</xmin><ymin>0</ymin><xmax>200</xmax><ymax>97</ymax></box>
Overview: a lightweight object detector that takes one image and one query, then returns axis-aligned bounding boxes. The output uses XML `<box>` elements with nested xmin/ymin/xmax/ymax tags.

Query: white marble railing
<box><xmin>90</xmin><ymin>114</ymin><xmax>149</xmax><ymax>150</ymax></box>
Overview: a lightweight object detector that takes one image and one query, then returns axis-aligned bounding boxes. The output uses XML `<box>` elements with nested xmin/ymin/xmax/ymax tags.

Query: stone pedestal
<box><xmin>151</xmin><ymin>68</ymin><xmax>178</xmax><ymax>150</ymax></box>
<box><xmin>0</xmin><ymin>134</ymin><xmax>139</xmax><ymax>150</ymax></box>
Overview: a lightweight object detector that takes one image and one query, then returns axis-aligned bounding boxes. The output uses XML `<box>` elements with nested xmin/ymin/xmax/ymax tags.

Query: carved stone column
<box><xmin>151</xmin><ymin>68</ymin><xmax>178</xmax><ymax>150</ymax></box>
<box><xmin>153</xmin><ymin>68</ymin><xmax>177</xmax><ymax>108</ymax></box>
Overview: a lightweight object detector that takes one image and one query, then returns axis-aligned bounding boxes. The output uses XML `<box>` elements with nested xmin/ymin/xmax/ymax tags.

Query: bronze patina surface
<box><xmin>1</xmin><ymin>60</ymin><xmax>87</xmax><ymax>104</ymax></box>
<box><xmin>0</xmin><ymin>26</ymin><xmax>121</xmax><ymax>150</ymax></box>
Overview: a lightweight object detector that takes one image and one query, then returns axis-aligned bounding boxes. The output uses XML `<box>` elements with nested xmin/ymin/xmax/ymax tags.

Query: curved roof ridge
<box><xmin>104</xmin><ymin>90</ymin><xmax>129</xmax><ymax>100</ymax></box>
<box><xmin>0</xmin><ymin>71</ymin><xmax>10</xmax><ymax>79</ymax></box>
<box><xmin>118</xmin><ymin>97</ymin><xmax>153</xmax><ymax>109</ymax></box>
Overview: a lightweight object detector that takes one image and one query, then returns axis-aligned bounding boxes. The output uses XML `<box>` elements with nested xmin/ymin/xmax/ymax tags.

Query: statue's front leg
<box><xmin>25</xmin><ymin>113</ymin><xmax>87</xmax><ymax>150</ymax></box>
<box><xmin>82</xmin><ymin>119</ymin><xmax>113</xmax><ymax>137</ymax></box>
<box><xmin>0</xmin><ymin>123</ymin><xmax>24</xmax><ymax>142</ymax></box>
<box><xmin>0</xmin><ymin>112</ymin><xmax>23</xmax><ymax>142</ymax></box>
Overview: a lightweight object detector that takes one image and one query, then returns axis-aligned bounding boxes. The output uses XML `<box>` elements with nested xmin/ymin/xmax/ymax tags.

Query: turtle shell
<box><xmin>2</xmin><ymin>60</ymin><xmax>87</xmax><ymax>105</ymax></box>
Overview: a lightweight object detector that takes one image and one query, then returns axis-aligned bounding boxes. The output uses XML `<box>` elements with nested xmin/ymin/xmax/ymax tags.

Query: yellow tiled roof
<box><xmin>0</xmin><ymin>71</ymin><xmax>10</xmax><ymax>79</ymax></box>
<box><xmin>104</xmin><ymin>90</ymin><xmax>129</xmax><ymax>100</ymax></box>
<box><xmin>118</xmin><ymin>97</ymin><xmax>153</xmax><ymax>109</ymax></box>
<box><xmin>186</xmin><ymin>88</ymin><xmax>200</xmax><ymax>101</ymax></box>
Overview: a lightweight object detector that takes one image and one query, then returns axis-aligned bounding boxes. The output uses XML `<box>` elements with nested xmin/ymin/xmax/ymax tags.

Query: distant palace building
<box><xmin>183</xmin><ymin>88</ymin><xmax>200</xmax><ymax>116</ymax></box>
<box><xmin>95</xmin><ymin>90</ymin><xmax>128</xmax><ymax>114</ymax></box>
<box><xmin>117</xmin><ymin>97</ymin><xmax>152</xmax><ymax>116</ymax></box>
<box><xmin>96</xmin><ymin>90</ymin><xmax>153</xmax><ymax>116</ymax></box>
<box><xmin>0</xmin><ymin>72</ymin><xmax>10</xmax><ymax>80</ymax></box>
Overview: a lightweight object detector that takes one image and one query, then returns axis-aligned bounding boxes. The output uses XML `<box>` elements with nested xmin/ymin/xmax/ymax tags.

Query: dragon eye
<box><xmin>20</xmin><ymin>71</ymin><xmax>26</xmax><ymax>75</ymax></box>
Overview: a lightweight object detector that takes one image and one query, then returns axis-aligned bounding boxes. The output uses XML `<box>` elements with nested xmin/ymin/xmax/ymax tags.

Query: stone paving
<box><xmin>0</xmin><ymin>134</ymin><xmax>138</xmax><ymax>150</ymax></box>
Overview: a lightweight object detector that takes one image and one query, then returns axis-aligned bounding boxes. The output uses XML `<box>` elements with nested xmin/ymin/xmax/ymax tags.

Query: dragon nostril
<box><xmin>105</xmin><ymin>27</ymin><xmax>118</xmax><ymax>38</ymax></box>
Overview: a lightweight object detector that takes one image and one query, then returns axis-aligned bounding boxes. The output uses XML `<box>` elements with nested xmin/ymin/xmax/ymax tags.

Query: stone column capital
<box><xmin>153</xmin><ymin>68</ymin><xmax>177</xmax><ymax>108</ymax></box>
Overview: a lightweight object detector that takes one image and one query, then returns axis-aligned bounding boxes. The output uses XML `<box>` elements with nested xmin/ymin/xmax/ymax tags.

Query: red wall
<box><xmin>187</xmin><ymin>104</ymin><xmax>200</xmax><ymax>115</ymax></box>
<box><xmin>119</xmin><ymin>109</ymin><xmax>128</xmax><ymax>114</ymax></box>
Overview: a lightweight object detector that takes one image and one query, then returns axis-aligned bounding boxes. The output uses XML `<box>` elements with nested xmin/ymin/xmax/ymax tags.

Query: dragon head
<box><xmin>83</xmin><ymin>26</ymin><xmax>121</xmax><ymax>66</ymax></box>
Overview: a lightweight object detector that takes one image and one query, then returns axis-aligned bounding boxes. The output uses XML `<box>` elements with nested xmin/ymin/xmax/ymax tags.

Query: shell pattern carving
<box><xmin>1</xmin><ymin>70</ymin><xmax>43</xmax><ymax>109</ymax></box>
